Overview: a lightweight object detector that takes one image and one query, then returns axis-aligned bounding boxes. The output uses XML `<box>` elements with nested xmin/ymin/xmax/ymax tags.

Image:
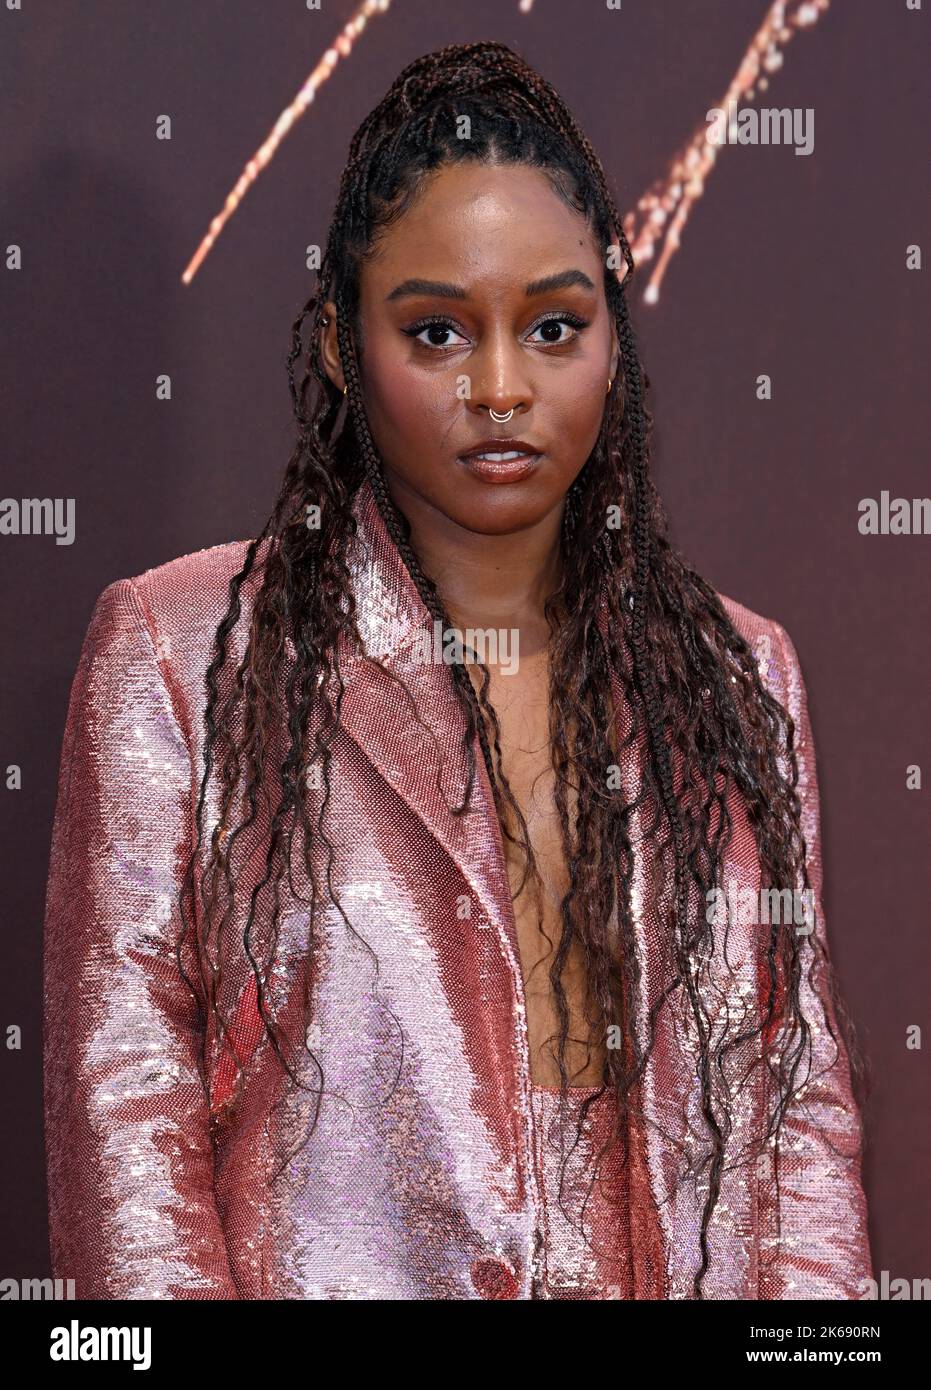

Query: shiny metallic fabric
<box><xmin>43</xmin><ymin>478</ymin><xmax>873</xmax><ymax>1299</ymax></box>
<box><xmin>529</xmin><ymin>1083</ymin><xmax>634</xmax><ymax>1299</ymax></box>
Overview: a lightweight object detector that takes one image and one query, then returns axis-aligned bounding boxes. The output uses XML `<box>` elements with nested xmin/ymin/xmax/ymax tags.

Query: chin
<box><xmin>444</xmin><ymin>489</ymin><xmax>562</xmax><ymax>537</ymax></box>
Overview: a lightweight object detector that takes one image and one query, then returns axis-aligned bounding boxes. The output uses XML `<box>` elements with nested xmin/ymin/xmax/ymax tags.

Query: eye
<box><xmin>526</xmin><ymin>313</ymin><xmax>589</xmax><ymax>345</ymax></box>
<box><xmin>403</xmin><ymin>317</ymin><xmax>470</xmax><ymax>350</ymax></box>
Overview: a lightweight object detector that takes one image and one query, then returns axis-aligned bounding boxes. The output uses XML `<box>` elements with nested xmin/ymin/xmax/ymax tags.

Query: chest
<box><xmin>481</xmin><ymin>659</ymin><xmax>610</xmax><ymax>1088</ymax></box>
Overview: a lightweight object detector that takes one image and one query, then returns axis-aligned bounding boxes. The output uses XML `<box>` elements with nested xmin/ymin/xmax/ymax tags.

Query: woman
<box><xmin>43</xmin><ymin>40</ymin><xmax>872</xmax><ymax>1300</ymax></box>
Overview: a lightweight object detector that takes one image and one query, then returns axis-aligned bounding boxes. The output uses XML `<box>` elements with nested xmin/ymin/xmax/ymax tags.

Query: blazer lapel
<box><xmin>334</xmin><ymin>481</ymin><xmax>519</xmax><ymax>955</ymax></box>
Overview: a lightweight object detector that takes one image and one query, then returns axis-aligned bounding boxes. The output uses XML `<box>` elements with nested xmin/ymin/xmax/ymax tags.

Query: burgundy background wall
<box><xmin>2</xmin><ymin>0</ymin><xmax>928</xmax><ymax>1288</ymax></box>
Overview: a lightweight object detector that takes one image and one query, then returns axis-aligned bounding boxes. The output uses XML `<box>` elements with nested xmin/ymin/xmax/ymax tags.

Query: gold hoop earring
<box><xmin>607</xmin><ymin>377</ymin><xmax>613</xmax><ymax>394</ymax></box>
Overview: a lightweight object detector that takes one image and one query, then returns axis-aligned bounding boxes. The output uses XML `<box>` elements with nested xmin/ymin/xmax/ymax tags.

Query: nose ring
<box><xmin>489</xmin><ymin>408</ymin><xmax>514</xmax><ymax>423</ymax></box>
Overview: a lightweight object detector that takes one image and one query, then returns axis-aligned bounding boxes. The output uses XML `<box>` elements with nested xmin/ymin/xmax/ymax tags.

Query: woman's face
<box><xmin>321</xmin><ymin>160</ymin><xmax>619</xmax><ymax>537</ymax></box>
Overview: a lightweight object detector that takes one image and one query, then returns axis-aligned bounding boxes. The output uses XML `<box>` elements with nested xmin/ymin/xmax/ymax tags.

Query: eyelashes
<box><xmin>402</xmin><ymin>311</ymin><xmax>591</xmax><ymax>351</ymax></box>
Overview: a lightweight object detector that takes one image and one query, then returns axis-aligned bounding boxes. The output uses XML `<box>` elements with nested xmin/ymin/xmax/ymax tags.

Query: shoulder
<box><xmin>127</xmin><ymin>537</ymin><xmax>257</xmax><ymax>621</ymax></box>
<box><xmin>76</xmin><ymin>540</ymin><xmax>258</xmax><ymax>743</ymax></box>
<box><xmin>712</xmin><ymin>590</ymin><xmax>825</xmax><ymax>864</ymax></box>
<box><xmin>85</xmin><ymin>538</ymin><xmax>256</xmax><ymax>647</ymax></box>
<box><xmin>715</xmin><ymin>589</ymin><xmax>807</xmax><ymax>726</ymax></box>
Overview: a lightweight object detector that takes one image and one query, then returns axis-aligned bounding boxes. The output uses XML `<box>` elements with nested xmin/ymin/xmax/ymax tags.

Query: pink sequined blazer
<box><xmin>43</xmin><ymin>479</ymin><xmax>873</xmax><ymax>1299</ymax></box>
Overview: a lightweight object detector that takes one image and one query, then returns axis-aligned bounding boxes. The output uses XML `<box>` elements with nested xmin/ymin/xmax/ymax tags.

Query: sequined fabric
<box><xmin>529</xmin><ymin>1084</ymin><xmax>634</xmax><ymax>1299</ymax></box>
<box><xmin>42</xmin><ymin>477</ymin><xmax>873</xmax><ymax>1298</ymax></box>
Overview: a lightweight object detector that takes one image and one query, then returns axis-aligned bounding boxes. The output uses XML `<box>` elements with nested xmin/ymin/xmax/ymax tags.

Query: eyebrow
<box><xmin>384</xmin><ymin>268</ymin><xmax>597</xmax><ymax>302</ymax></box>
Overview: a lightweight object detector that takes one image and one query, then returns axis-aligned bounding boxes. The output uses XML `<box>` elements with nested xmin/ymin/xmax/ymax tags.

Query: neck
<box><xmin>385</xmin><ymin>477</ymin><xmax>565</xmax><ymax>659</ymax></box>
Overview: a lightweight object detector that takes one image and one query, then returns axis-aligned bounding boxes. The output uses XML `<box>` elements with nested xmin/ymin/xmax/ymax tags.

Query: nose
<box><xmin>466</xmin><ymin>327</ymin><xmax>532</xmax><ymax>419</ymax></box>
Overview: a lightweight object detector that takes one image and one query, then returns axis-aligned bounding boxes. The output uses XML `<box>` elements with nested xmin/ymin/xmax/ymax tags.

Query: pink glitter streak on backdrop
<box><xmin>181</xmin><ymin>0</ymin><xmax>831</xmax><ymax>302</ymax></box>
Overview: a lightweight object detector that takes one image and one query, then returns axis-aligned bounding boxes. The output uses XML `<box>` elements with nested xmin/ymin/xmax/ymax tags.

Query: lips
<box><xmin>456</xmin><ymin>438</ymin><xmax>543</xmax><ymax>485</ymax></box>
<box><xmin>457</xmin><ymin>438</ymin><xmax>541</xmax><ymax>462</ymax></box>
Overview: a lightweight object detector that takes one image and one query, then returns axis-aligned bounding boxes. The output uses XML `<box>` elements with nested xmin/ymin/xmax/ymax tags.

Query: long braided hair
<box><xmin>177</xmin><ymin>40</ymin><xmax>867</xmax><ymax>1298</ymax></box>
